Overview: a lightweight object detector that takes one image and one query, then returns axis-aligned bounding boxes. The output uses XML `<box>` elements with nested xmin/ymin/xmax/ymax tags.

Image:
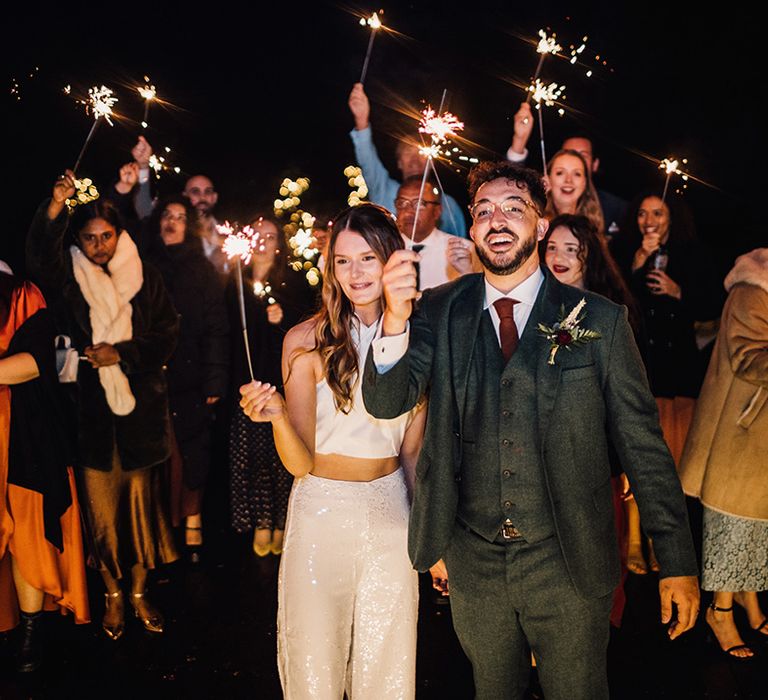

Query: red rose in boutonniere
<box><xmin>537</xmin><ymin>298</ymin><xmax>601</xmax><ymax>366</ymax></box>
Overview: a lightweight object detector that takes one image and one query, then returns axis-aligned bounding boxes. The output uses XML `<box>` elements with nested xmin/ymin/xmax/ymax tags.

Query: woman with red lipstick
<box><xmin>612</xmin><ymin>192</ymin><xmax>722</xmax><ymax>573</ymax></box>
<box><xmin>544</xmin><ymin>150</ymin><xmax>605</xmax><ymax>238</ymax></box>
<box><xmin>239</xmin><ymin>204</ymin><xmax>425</xmax><ymax>699</ymax></box>
<box><xmin>541</xmin><ymin>214</ymin><xmax>641</xmax><ymax>624</ymax></box>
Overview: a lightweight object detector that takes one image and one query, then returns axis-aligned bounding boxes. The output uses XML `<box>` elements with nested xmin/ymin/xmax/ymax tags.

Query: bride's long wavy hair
<box><xmin>302</xmin><ymin>203</ymin><xmax>403</xmax><ymax>413</ymax></box>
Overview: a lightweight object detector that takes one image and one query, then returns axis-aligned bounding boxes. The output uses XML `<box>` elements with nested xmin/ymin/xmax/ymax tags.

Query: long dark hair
<box><xmin>541</xmin><ymin>214</ymin><xmax>641</xmax><ymax>333</ymax></box>
<box><xmin>624</xmin><ymin>189</ymin><xmax>697</xmax><ymax>245</ymax></box>
<box><xmin>301</xmin><ymin>203</ymin><xmax>403</xmax><ymax>413</ymax></box>
<box><xmin>145</xmin><ymin>195</ymin><xmax>202</xmax><ymax>256</ymax></box>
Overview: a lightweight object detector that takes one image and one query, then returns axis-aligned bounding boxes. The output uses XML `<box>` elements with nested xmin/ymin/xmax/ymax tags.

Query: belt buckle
<box><xmin>501</xmin><ymin>519</ymin><xmax>521</xmax><ymax>540</ymax></box>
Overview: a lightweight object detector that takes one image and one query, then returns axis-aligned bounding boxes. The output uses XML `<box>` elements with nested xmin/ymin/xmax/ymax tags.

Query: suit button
<box><xmin>501</xmin><ymin>438</ymin><xmax>510</xmax><ymax>446</ymax></box>
<box><xmin>501</xmin><ymin>379</ymin><xmax>509</xmax><ymax>387</ymax></box>
<box><xmin>502</xmin><ymin>410</ymin><xmax>510</xmax><ymax>418</ymax></box>
<box><xmin>503</xmin><ymin>470</ymin><xmax>512</xmax><ymax>478</ymax></box>
<box><xmin>503</xmin><ymin>500</ymin><xmax>513</xmax><ymax>508</ymax></box>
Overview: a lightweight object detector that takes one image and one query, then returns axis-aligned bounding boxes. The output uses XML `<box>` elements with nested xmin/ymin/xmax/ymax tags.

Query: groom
<box><xmin>362</xmin><ymin>162</ymin><xmax>699</xmax><ymax>699</ymax></box>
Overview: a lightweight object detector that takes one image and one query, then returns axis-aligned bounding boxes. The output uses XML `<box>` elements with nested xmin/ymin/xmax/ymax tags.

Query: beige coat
<box><xmin>679</xmin><ymin>249</ymin><xmax>768</xmax><ymax>520</ymax></box>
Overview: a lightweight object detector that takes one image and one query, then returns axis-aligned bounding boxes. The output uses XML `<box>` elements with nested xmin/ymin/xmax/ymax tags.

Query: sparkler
<box><xmin>148</xmin><ymin>146</ymin><xmax>182</xmax><ymax>177</ymax></box>
<box><xmin>659</xmin><ymin>157</ymin><xmax>689</xmax><ymax>202</ymax></box>
<box><xmin>137</xmin><ymin>77</ymin><xmax>156</xmax><ymax>129</ymax></box>
<box><xmin>528</xmin><ymin>79</ymin><xmax>566</xmax><ymax>173</ymax></box>
<box><xmin>525</xmin><ymin>29</ymin><xmax>562</xmax><ymax>104</ymax></box>
<box><xmin>72</xmin><ymin>85</ymin><xmax>118</xmax><ymax>173</ymax></box>
<box><xmin>359</xmin><ymin>11</ymin><xmax>383</xmax><ymax>84</ymax></box>
<box><xmin>409</xmin><ymin>92</ymin><xmax>465</xmax><ymax>249</ymax></box>
<box><xmin>219</xmin><ymin>222</ymin><xmax>258</xmax><ymax>381</ymax></box>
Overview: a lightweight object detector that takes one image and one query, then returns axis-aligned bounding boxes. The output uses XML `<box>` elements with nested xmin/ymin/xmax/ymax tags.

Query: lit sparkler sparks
<box><xmin>148</xmin><ymin>146</ymin><xmax>181</xmax><ymax>177</ymax></box>
<box><xmin>527</xmin><ymin>79</ymin><xmax>566</xmax><ymax>173</ymax></box>
<box><xmin>408</xmin><ymin>95</ymin><xmax>465</xmax><ymax>248</ymax></box>
<box><xmin>525</xmin><ymin>29</ymin><xmax>562</xmax><ymax>104</ymax></box>
<box><xmin>220</xmin><ymin>223</ymin><xmax>257</xmax><ymax>265</ymax></box>
<box><xmin>219</xmin><ymin>221</ymin><xmax>259</xmax><ymax>381</ymax></box>
<box><xmin>359</xmin><ymin>11</ymin><xmax>384</xmax><ymax>84</ymax></box>
<box><xmin>536</xmin><ymin>29</ymin><xmax>562</xmax><ymax>56</ymax></box>
<box><xmin>137</xmin><ymin>77</ymin><xmax>156</xmax><ymax>128</ymax></box>
<box><xmin>418</xmin><ymin>107</ymin><xmax>465</xmax><ymax>143</ymax></box>
<box><xmin>72</xmin><ymin>85</ymin><xmax>118</xmax><ymax>173</ymax></box>
<box><xmin>659</xmin><ymin>157</ymin><xmax>689</xmax><ymax>202</ymax></box>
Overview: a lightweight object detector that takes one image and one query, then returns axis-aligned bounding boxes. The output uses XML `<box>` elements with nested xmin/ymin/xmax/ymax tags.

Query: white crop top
<box><xmin>314</xmin><ymin>318</ymin><xmax>411</xmax><ymax>459</ymax></box>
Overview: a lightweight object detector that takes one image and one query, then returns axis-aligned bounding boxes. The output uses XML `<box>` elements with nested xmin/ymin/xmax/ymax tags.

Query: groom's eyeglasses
<box><xmin>469</xmin><ymin>196</ymin><xmax>541</xmax><ymax>222</ymax></box>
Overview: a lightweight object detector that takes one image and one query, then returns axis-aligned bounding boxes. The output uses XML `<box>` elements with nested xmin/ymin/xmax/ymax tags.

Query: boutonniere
<box><xmin>537</xmin><ymin>297</ymin><xmax>601</xmax><ymax>366</ymax></box>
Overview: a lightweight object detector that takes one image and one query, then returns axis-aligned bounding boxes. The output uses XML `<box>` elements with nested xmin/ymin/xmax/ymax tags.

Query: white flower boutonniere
<box><xmin>537</xmin><ymin>298</ymin><xmax>601</xmax><ymax>366</ymax></box>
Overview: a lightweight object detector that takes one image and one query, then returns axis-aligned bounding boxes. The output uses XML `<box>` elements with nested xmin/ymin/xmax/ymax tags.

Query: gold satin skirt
<box><xmin>78</xmin><ymin>451</ymin><xmax>178</xmax><ymax>580</ymax></box>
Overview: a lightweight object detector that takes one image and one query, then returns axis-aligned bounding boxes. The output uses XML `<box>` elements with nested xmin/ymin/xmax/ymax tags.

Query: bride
<box><xmin>240</xmin><ymin>203</ymin><xmax>426</xmax><ymax>699</ymax></box>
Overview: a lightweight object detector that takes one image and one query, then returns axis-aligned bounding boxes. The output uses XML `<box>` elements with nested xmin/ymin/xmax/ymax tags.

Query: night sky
<box><xmin>4</xmin><ymin>1</ymin><xmax>764</xmax><ymax>274</ymax></box>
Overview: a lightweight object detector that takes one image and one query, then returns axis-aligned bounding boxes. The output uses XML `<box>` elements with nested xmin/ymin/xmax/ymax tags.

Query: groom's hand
<box><xmin>381</xmin><ymin>248</ymin><xmax>421</xmax><ymax>336</ymax></box>
<box><xmin>659</xmin><ymin>575</ymin><xmax>700</xmax><ymax>640</ymax></box>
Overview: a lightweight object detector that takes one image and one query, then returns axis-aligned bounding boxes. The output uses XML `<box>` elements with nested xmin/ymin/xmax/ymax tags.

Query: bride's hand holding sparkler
<box><xmin>348</xmin><ymin>83</ymin><xmax>371</xmax><ymax>131</ymax></box>
<box><xmin>48</xmin><ymin>170</ymin><xmax>76</xmax><ymax>219</ymax></box>
<box><xmin>240</xmin><ymin>381</ymin><xmax>287</xmax><ymax>424</ymax></box>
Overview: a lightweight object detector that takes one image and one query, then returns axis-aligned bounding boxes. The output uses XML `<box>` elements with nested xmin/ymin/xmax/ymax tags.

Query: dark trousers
<box><xmin>444</xmin><ymin>523</ymin><xmax>612</xmax><ymax>700</ymax></box>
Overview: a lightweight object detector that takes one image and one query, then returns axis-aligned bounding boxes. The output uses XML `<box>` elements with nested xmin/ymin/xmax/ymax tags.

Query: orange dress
<box><xmin>0</xmin><ymin>279</ymin><xmax>90</xmax><ymax>631</ymax></box>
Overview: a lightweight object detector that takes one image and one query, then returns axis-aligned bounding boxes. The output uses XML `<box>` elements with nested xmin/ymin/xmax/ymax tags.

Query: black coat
<box><xmin>25</xmin><ymin>201</ymin><xmax>179</xmax><ymax>472</ymax></box>
<box><xmin>145</xmin><ymin>235</ymin><xmax>229</xmax><ymax>489</ymax></box>
<box><xmin>612</xmin><ymin>235</ymin><xmax>723</xmax><ymax>397</ymax></box>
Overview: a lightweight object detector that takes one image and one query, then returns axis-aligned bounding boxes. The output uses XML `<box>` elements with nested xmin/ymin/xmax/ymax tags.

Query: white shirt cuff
<box><xmin>372</xmin><ymin>323</ymin><xmax>410</xmax><ymax>373</ymax></box>
<box><xmin>506</xmin><ymin>147</ymin><xmax>528</xmax><ymax>163</ymax></box>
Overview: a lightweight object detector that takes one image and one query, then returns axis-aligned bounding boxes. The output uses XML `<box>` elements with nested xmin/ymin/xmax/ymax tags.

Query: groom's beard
<box><xmin>474</xmin><ymin>230</ymin><xmax>537</xmax><ymax>276</ymax></box>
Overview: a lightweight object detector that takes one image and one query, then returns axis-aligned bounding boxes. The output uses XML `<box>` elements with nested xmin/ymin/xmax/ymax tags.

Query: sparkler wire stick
<box><xmin>427</xmin><ymin>158</ymin><xmax>460</xmax><ymax>236</ymax></box>
<box><xmin>235</xmin><ymin>262</ymin><xmax>256</xmax><ymax>383</ymax></box>
<box><xmin>359</xmin><ymin>13</ymin><xmax>382</xmax><ymax>84</ymax></box>
<box><xmin>73</xmin><ymin>120</ymin><xmax>100</xmax><ymax>173</ymax></box>
<box><xmin>525</xmin><ymin>54</ymin><xmax>546</xmax><ymax>104</ymax></box>
<box><xmin>537</xmin><ymin>108</ymin><xmax>547</xmax><ymax>174</ymax></box>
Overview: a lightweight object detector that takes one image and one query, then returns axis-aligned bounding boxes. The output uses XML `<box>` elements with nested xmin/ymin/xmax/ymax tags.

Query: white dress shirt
<box><xmin>373</xmin><ymin>267</ymin><xmax>544</xmax><ymax>371</ymax></box>
<box><xmin>402</xmin><ymin>228</ymin><xmax>464</xmax><ymax>290</ymax></box>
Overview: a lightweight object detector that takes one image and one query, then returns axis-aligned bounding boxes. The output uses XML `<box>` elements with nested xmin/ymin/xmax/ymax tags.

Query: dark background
<box><xmin>4</xmin><ymin>0</ymin><xmax>765</xmax><ymax>274</ymax></box>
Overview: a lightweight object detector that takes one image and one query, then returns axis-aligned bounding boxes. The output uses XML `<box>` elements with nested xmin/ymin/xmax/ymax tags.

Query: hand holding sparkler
<box><xmin>348</xmin><ymin>83</ymin><xmax>371</xmax><ymax>131</ymax></box>
<box><xmin>131</xmin><ymin>135</ymin><xmax>153</xmax><ymax>169</ymax></box>
<box><xmin>48</xmin><ymin>170</ymin><xmax>77</xmax><ymax>220</ymax></box>
<box><xmin>380</xmin><ymin>248</ymin><xmax>422</xmax><ymax>337</ymax></box>
<box><xmin>510</xmin><ymin>102</ymin><xmax>534</xmax><ymax>157</ymax></box>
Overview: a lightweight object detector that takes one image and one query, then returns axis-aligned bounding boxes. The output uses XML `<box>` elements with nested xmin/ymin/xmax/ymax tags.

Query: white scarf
<box><xmin>70</xmin><ymin>232</ymin><xmax>143</xmax><ymax>416</ymax></box>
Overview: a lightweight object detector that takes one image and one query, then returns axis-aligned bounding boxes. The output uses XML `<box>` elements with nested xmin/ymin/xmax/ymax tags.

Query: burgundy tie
<box><xmin>493</xmin><ymin>298</ymin><xmax>519</xmax><ymax>362</ymax></box>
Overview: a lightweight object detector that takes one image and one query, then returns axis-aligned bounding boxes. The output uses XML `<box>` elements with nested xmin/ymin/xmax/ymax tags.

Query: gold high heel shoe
<box><xmin>130</xmin><ymin>592</ymin><xmax>164</xmax><ymax>634</ymax></box>
<box><xmin>102</xmin><ymin>590</ymin><xmax>125</xmax><ymax>641</ymax></box>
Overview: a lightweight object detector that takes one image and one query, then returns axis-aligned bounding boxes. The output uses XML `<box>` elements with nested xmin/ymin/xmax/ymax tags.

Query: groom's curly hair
<box><xmin>467</xmin><ymin>162</ymin><xmax>547</xmax><ymax>213</ymax></box>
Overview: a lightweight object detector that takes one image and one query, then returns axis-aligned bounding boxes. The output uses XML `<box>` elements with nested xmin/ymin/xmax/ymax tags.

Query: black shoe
<box><xmin>16</xmin><ymin>610</ymin><xmax>43</xmax><ymax>673</ymax></box>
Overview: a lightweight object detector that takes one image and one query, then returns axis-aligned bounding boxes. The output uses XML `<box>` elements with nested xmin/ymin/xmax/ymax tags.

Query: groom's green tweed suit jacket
<box><xmin>362</xmin><ymin>268</ymin><xmax>698</xmax><ymax>598</ymax></box>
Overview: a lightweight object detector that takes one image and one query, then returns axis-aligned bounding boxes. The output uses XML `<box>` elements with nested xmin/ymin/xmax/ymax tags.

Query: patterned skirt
<box><xmin>702</xmin><ymin>507</ymin><xmax>768</xmax><ymax>591</ymax></box>
<box><xmin>229</xmin><ymin>409</ymin><xmax>293</xmax><ymax>534</ymax></box>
